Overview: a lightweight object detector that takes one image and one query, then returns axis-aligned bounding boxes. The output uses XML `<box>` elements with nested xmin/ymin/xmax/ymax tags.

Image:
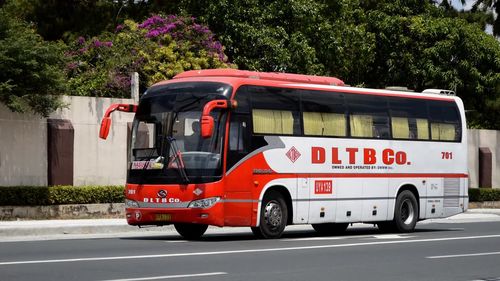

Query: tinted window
<box><xmin>249</xmin><ymin>86</ymin><xmax>301</xmax><ymax>135</ymax></box>
<box><xmin>346</xmin><ymin>94</ymin><xmax>390</xmax><ymax>139</ymax></box>
<box><xmin>389</xmin><ymin>97</ymin><xmax>429</xmax><ymax>140</ymax></box>
<box><xmin>428</xmin><ymin>100</ymin><xmax>461</xmax><ymax>141</ymax></box>
<box><xmin>302</xmin><ymin>90</ymin><xmax>347</xmax><ymax>137</ymax></box>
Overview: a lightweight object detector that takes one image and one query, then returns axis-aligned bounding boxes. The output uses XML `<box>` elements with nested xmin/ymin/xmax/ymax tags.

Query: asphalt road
<box><xmin>1</xmin><ymin>220</ymin><xmax>500</xmax><ymax>281</ymax></box>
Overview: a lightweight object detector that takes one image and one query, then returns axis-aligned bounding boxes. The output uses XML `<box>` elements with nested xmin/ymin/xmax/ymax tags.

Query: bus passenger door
<box><xmin>224</xmin><ymin>114</ymin><xmax>253</xmax><ymax>226</ymax></box>
<box><xmin>295</xmin><ymin>177</ymin><xmax>310</xmax><ymax>224</ymax></box>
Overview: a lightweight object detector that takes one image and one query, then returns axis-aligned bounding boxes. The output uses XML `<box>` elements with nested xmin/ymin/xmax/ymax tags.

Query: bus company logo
<box><xmin>311</xmin><ymin>147</ymin><xmax>410</xmax><ymax>165</ymax></box>
<box><xmin>286</xmin><ymin>146</ymin><xmax>301</xmax><ymax>163</ymax></box>
<box><xmin>157</xmin><ymin>190</ymin><xmax>167</xmax><ymax>198</ymax></box>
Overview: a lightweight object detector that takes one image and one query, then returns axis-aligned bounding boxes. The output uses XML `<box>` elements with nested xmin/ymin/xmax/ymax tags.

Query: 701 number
<box><xmin>441</xmin><ymin>152</ymin><xmax>453</xmax><ymax>159</ymax></box>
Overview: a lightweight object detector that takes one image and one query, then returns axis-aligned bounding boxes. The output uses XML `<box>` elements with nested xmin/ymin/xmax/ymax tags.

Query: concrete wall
<box><xmin>53</xmin><ymin>96</ymin><xmax>135</xmax><ymax>186</ymax></box>
<box><xmin>0</xmin><ymin>96</ymin><xmax>134</xmax><ymax>186</ymax></box>
<box><xmin>468</xmin><ymin>129</ymin><xmax>500</xmax><ymax>188</ymax></box>
<box><xmin>0</xmin><ymin>103</ymin><xmax>47</xmax><ymax>186</ymax></box>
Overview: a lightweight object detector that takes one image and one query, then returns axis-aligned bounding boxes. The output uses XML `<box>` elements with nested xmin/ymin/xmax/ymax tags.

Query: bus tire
<box><xmin>390</xmin><ymin>190</ymin><xmax>419</xmax><ymax>233</ymax></box>
<box><xmin>254</xmin><ymin>191</ymin><xmax>288</xmax><ymax>239</ymax></box>
<box><xmin>312</xmin><ymin>223</ymin><xmax>348</xmax><ymax>236</ymax></box>
<box><xmin>174</xmin><ymin>223</ymin><xmax>208</xmax><ymax>240</ymax></box>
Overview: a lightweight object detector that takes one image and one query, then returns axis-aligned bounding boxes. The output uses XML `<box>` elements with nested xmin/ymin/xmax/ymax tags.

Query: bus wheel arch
<box><xmin>252</xmin><ymin>186</ymin><xmax>293</xmax><ymax>239</ymax></box>
<box><xmin>379</xmin><ymin>184</ymin><xmax>420</xmax><ymax>233</ymax></box>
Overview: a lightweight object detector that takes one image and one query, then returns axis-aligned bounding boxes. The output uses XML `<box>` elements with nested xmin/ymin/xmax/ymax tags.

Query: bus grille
<box><xmin>444</xmin><ymin>178</ymin><xmax>460</xmax><ymax>207</ymax></box>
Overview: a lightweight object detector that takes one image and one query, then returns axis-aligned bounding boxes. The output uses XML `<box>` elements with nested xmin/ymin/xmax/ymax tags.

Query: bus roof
<box><xmin>173</xmin><ymin>68</ymin><xmax>345</xmax><ymax>86</ymax></box>
<box><xmin>151</xmin><ymin>69</ymin><xmax>458</xmax><ymax>102</ymax></box>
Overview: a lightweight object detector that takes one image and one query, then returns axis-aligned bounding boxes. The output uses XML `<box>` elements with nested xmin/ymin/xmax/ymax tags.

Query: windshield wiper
<box><xmin>167</xmin><ymin>137</ymin><xmax>190</xmax><ymax>183</ymax></box>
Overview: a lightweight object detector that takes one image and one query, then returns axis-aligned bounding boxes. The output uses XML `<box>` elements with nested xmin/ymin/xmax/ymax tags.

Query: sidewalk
<box><xmin>1</xmin><ymin>209</ymin><xmax>499</xmax><ymax>242</ymax></box>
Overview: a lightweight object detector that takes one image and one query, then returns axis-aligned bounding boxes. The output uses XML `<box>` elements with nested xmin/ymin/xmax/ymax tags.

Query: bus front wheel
<box><xmin>252</xmin><ymin>191</ymin><xmax>288</xmax><ymax>239</ymax></box>
<box><xmin>174</xmin><ymin>223</ymin><xmax>208</xmax><ymax>240</ymax></box>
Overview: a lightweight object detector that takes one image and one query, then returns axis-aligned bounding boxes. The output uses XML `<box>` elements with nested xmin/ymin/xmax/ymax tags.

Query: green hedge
<box><xmin>469</xmin><ymin>188</ymin><xmax>500</xmax><ymax>202</ymax></box>
<box><xmin>0</xmin><ymin>186</ymin><xmax>124</xmax><ymax>206</ymax></box>
<box><xmin>2</xmin><ymin>186</ymin><xmax>498</xmax><ymax>205</ymax></box>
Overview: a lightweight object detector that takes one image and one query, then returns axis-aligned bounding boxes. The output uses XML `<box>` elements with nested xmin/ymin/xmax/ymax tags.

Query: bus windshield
<box><xmin>128</xmin><ymin>82</ymin><xmax>231</xmax><ymax>184</ymax></box>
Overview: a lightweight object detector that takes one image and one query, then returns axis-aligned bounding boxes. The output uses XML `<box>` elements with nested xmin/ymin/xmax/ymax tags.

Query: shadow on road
<box><xmin>120</xmin><ymin>224</ymin><xmax>463</xmax><ymax>242</ymax></box>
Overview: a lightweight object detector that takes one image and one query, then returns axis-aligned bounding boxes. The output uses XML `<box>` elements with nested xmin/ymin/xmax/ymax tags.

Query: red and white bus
<box><xmin>100</xmin><ymin>69</ymin><xmax>468</xmax><ymax>239</ymax></box>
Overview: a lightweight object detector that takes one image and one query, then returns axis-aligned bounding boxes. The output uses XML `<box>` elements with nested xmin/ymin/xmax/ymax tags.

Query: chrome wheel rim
<box><xmin>400</xmin><ymin>199</ymin><xmax>415</xmax><ymax>225</ymax></box>
<box><xmin>264</xmin><ymin>200</ymin><xmax>283</xmax><ymax>229</ymax></box>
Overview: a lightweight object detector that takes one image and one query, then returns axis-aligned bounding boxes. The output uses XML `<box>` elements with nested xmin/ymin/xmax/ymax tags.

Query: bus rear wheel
<box><xmin>252</xmin><ymin>191</ymin><xmax>288</xmax><ymax>239</ymax></box>
<box><xmin>174</xmin><ymin>223</ymin><xmax>208</xmax><ymax>240</ymax></box>
<box><xmin>378</xmin><ymin>190</ymin><xmax>418</xmax><ymax>233</ymax></box>
<box><xmin>312</xmin><ymin>223</ymin><xmax>348</xmax><ymax>236</ymax></box>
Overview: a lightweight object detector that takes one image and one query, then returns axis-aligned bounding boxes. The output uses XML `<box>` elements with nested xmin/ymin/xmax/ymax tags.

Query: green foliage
<box><xmin>177</xmin><ymin>0</ymin><xmax>374</xmax><ymax>79</ymax></box>
<box><xmin>0</xmin><ymin>186</ymin><xmax>125</xmax><ymax>206</ymax></box>
<box><xmin>469</xmin><ymin>188</ymin><xmax>500</xmax><ymax>202</ymax></box>
<box><xmin>0</xmin><ymin>9</ymin><xmax>66</xmax><ymax>117</ymax></box>
<box><xmin>365</xmin><ymin>9</ymin><xmax>500</xmax><ymax>129</ymax></box>
<box><xmin>1</xmin><ymin>0</ymin><xmax>179</xmax><ymax>41</ymax></box>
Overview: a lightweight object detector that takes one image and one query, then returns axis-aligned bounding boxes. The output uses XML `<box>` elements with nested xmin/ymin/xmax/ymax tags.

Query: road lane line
<box><xmin>1</xmin><ymin>234</ymin><xmax>500</xmax><ymax>266</ymax></box>
<box><xmin>372</xmin><ymin>234</ymin><xmax>414</xmax><ymax>239</ymax></box>
<box><xmin>97</xmin><ymin>272</ymin><xmax>228</xmax><ymax>281</ymax></box>
<box><xmin>427</xmin><ymin>251</ymin><xmax>500</xmax><ymax>259</ymax></box>
<box><xmin>281</xmin><ymin>236</ymin><xmax>349</xmax><ymax>241</ymax></box>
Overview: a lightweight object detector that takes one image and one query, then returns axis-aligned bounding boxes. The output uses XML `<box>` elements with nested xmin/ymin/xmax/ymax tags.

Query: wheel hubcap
<box><xmin>264</xmin><ymin>201</ymin><xmax>282</xmax><ymax>229</ymax></box>
<box><xmin>400</xmin><ymin>199</ymin><xmax>415</xmax><ymax>225</ymax></box>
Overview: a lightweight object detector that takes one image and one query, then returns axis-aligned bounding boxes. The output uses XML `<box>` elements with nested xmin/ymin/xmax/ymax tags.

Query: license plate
<box><xmin>155</xmin><ymin>214</ymin><xmax>171</xmax><ymax>221</ymax></box>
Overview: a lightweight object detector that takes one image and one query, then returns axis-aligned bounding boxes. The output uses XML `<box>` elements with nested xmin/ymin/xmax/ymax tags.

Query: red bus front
<box><xmin>124</xmin><ymin>81</ymin><xmax>232</xmax><ymax>230</ymax></box>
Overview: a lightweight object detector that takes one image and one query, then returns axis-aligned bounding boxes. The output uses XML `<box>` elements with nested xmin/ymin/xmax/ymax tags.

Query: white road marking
<box><xmin>372</xmin><ymin>234</ymin><xmax>414</xmax><ymax>239</ymax></box>
<box><xmin>97</xmin><ymin>272</ymin><xmax>227</xmax><ymax>281</ymax></box>
<box><xmin>282</xmin><ymin>236</ymin><xmax>350</xmax><ymax>241</ymax></box>
<box><xmin>284</xmin><ymin>234</ymin><xmax>414</xmax><ymax>241</ymax></box>
<box><xmin>1</xmin><ymin>234</ymin><xmax>500</xmax><ymax>266</ymax></box>
<box><xmin>427</xmin><ymin>251</ymin><xmax>500</xmax><ymax>259</ymax></box>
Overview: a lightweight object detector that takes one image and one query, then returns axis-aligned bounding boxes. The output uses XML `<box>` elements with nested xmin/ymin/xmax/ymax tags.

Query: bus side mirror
<box><xmin>201</xmin><ymin>116</ymin><xmax>215</xmax><ymax>138</ymax></box>
<box><xmin>200</xmin><ymin>99</ymin><xmax>237</xmax><ymax>139</ymax></box>
<box><xmin>99</xmin><ymin>117</ymin><xmax>112</xmax><ymax>139</ymax></box>
<box><xmin>99</xmin><ymin>103</ymin><xmax>137</xmax><ymax>140</ymax></box>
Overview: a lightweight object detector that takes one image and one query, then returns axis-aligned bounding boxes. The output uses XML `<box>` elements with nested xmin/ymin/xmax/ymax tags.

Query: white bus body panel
<box><xmin>258</xmin><ymin>134</ymin><xmax>467</xmax><ymax>225</ymax></box>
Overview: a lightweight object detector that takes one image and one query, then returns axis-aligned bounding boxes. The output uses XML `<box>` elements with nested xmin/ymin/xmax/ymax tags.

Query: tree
<box><xmin>1</xmin><ymin>0</ymin><xmax>179</xmax><ymax>41</ymax></box>
<box><xmin>471</xmin><ymin>0</ymin><xmax>500</xmax><ymax>36</ymax></box>
<box><xmin>365</xmin><ymin>4</ymin><xmax>500</xmax><ymax>128</ymax></box>
<box><xmin>65</xmin><ymin>15</ymin><xmax>232</xmax><ymax>97</ymax></box>
<box><xmin>0</xmin><ymin>9</ymin><xmax>66</xmax><ymax>117</ymax></box>
<box><xmin>176</xmin><ymin>0</ymin><xmax>375</xmax><ymax>83</ymax></box>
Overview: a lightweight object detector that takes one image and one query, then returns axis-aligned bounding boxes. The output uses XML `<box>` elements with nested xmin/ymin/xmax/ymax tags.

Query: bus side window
<box><xmin>229</xmin><ymin>116</ymin><xmax>247</xmax><ymax>152</ymax></box>
<box><xmin>301</xmin><ymin>90</ymin><xmax>347</xmax><ymax>137</ymax></box>
<box><xmin>346</xmin><ymin>94</ymin><xmax>390</xmax><ymax>139</ymax></box>
<box><xmin>227</xmin><ymin>114</ymin><xmax>251</xmax><ymax>170</ymax></box>
<box><xmin>428</xmin><ymin>101</ymin><xmax>461</xmax><ymax>142</ymax></box>
<box><xmin>249</xmin><ymin>86</ymin><xmax>301</xmax><ymax>136</ymax></box>
<box><xmin>389</xmin><ymin>97</ymin><xmax>429</xmax><ymax>140</ymax></box>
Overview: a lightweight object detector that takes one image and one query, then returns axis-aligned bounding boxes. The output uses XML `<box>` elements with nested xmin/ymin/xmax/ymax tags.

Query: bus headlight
<box><xmin>188</xmin><ymin>197</ymin><xmax>221</xmax><ymax>208</ymax></box>
<box><xmin>125</xmin><ymin>199</ymin><xmax>140</xmax><ymax>208</ymax></box>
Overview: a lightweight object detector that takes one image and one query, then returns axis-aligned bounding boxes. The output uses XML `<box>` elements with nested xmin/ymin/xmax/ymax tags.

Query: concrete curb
<box><xmin>0</xmin><ymin>203</ymin><xmax>125</xmax><ymax>220</ymax></box>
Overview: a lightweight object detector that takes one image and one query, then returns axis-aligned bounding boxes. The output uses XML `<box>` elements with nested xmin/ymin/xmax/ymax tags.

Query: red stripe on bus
<box><xmin>257</xmin><ymin>173</ymin><xmax>468</xmax><ymax>178</ymax></box>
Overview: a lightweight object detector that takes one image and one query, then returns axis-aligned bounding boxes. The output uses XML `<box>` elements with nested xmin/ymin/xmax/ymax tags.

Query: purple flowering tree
<box><xmin>66</xmin><ymin>15</ymin><xmax>232</xmax><ymax>98</ymax></box>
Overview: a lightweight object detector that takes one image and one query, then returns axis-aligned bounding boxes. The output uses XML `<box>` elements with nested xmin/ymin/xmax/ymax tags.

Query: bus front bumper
<box><xmin>125</xmin><ymin>201</ymin><xmax>224</xmax><ymax>227</ymax></box>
